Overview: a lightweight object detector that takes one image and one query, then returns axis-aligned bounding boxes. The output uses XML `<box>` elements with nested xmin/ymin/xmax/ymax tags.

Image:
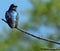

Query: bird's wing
<box><xmin>5</xmin><ymin>11</ymin><xmax>13</xmax><ymax>28</ymax></box>
<box><xmin>5</xmin><ymin>11</ymin><xmax>11</xmax><ymax>20</ymax></box>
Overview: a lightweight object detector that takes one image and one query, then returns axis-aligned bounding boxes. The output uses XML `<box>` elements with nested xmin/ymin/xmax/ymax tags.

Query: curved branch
<box><xmin>16</xmin><ymin>27</ymin><xmax>60</xmax><ymax>45</ymax></box>
<box><xmin>1</xmin><ymin>19</ymin><xmax>60</xmax><ymax>45</ymax></box>
<box><xmin>1</xmin><ymin>19</ymin><xmax>7</xmax><ymax>23</ymax></box>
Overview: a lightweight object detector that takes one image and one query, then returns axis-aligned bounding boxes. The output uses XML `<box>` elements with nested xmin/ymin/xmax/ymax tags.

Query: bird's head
<box><xmin>9</xmin><ymin>4</ymin><xmax>17</xmax><ymax>10</ymax></box>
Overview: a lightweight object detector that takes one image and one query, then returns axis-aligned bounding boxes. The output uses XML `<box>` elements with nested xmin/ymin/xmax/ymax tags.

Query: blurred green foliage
<box><xmin>1</xmin><ymin>0</ymin><xmax>60</xmax><ymax>51</ymax></box>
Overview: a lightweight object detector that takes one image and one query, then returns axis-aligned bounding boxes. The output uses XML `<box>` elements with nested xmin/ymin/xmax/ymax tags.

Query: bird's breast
<box><xmin>9</xmin><ymin>11</ymin><xmax>17</xmax><ymax>21</ymax></box>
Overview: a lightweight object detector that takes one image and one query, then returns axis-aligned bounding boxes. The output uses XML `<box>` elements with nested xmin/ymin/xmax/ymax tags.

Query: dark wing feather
<box><xmin>5</xmin><ymin>11</ymin><xmax>13</xmax><ymax>28</ymax></box>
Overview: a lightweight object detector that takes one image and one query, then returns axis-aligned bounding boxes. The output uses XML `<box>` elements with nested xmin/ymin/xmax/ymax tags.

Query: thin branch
<box><xmin>1</xmin><ymin>19</ymin><xmax>60</xmax><ymax>45</ymax></box>
<box><xmin>16</xmin><ymin>27</ymin><xmax>60</xmax><ymax>45</ymax></box>
<box><xmin>1</xmin><ymin>19</ymin><xmax>7</xmax><ymax>23</ymax></box>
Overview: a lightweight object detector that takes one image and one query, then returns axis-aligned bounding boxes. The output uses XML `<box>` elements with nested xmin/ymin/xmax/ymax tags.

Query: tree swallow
<box><xmin>5</xmin><ymin>4</ymin><xmax>19</xmax><ymax>28</ymax></box>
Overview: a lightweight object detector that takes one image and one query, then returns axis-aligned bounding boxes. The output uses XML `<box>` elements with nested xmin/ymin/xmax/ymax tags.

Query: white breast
<box><xmin>10</xmin><ymin>10</ymin><xmax>17</xmax><ymax>21</ymax></box>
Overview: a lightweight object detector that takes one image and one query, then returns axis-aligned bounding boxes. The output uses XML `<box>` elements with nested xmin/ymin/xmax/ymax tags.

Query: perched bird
<box><xmin>5</xmin><ymin>4</ymin><xmax>19</xmax><ymax>28</ymax></box>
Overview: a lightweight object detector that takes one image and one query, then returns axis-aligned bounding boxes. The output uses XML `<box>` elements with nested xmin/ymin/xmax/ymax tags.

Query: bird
<box><xmin>5</xmin><ymin>4</ymin><xmax>19</xmax><ymax>28</ymax></box>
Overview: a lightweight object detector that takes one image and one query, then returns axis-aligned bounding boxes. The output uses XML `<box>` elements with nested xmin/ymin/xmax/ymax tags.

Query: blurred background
<box><xmin>0</xmin><ymin>0</ymin><xmax>60</xmax><ymax>51</ymax></box>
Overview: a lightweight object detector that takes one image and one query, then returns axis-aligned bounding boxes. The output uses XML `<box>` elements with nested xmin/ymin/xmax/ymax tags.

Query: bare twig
<box><xmin>1</xmin><ymin>19</ymin><xmax>60</xmax><ymax>45</ymax></box>
<box><xmin>16</xmin><ymin>27</ymin><xmax>60</xmax><ymax>45</ymax></box>
<box><xmin>1</xmin><ymin>19</ymin><xmax>7</xmax><ymax>23</ymax></box>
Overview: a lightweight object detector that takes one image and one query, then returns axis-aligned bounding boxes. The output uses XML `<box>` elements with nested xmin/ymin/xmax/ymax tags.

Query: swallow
<box><xmin>5</xmin><ymin>4</ymin><xmax>19</xmax><ymax>28</ymax></box>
